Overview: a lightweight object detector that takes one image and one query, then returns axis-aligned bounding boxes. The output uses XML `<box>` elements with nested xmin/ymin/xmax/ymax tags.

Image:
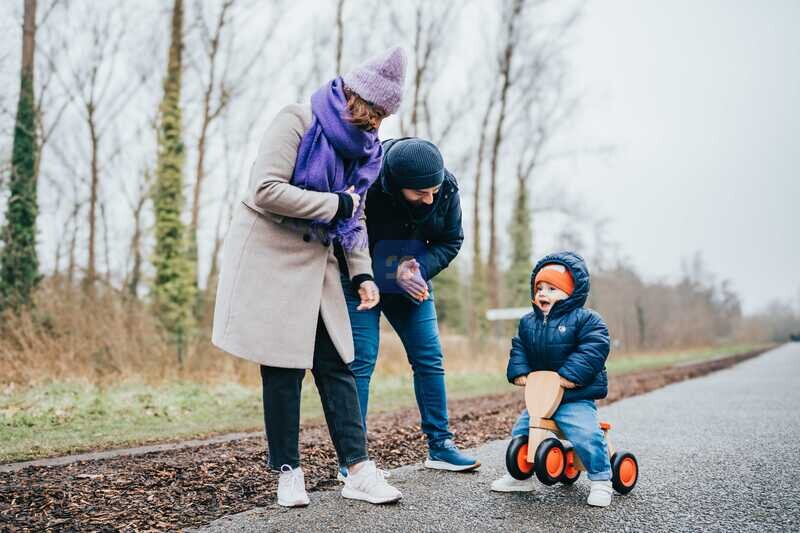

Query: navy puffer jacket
<box><xmin>506</xmin><ymin>251</ymin><xmax>611</xmax><ymax>403</ymax></box>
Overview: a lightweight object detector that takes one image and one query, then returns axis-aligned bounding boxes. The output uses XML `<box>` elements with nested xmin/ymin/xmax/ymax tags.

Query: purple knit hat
<box><xmin>342</xmin><ymin>46</ymin><xmax>407</xmax><ymax>115</ymax></box>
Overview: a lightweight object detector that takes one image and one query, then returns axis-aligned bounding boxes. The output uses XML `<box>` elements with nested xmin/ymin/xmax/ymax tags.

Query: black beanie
<box><xmin>384</xmin><ymin>138</ymin><xmax>445</xmax><ymax>190</ymax></box>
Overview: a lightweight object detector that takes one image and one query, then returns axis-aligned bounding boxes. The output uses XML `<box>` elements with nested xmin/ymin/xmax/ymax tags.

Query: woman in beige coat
<box><xmin>212</xmin><ymin>47</ymin><xmax>407</xmax><ymax>507</ymax></box>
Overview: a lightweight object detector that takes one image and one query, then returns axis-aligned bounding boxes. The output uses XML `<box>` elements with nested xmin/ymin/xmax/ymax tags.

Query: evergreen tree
<box><xmin>505</xmin><ymin>174</ymin><xmax>533</xmax><ymax>308</ymax></box>
<box><xmin>434</xmin><ymin>260</ymin><xmax>466</xmax><ymax>334</ymax></box>
<box><xmin>152</xmin><ymin>0</ymin><xmax>196</xmax><ymax>364</ymax></box>
<box><xmin>469</xmin><ymin>259</ymin><xmax>489</xmax><ymax>337</ymax></box>
<box><xmin>1</xmin><ymin>0</ymin><xmax>40</xmax><ymax>313</ymax></box>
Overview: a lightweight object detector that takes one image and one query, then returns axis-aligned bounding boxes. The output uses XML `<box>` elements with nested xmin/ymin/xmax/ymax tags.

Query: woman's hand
<box><xmin>357</xmin><ymin>280</ymin><xmax>380</xmax><ymax>311</ymax></box>
<box><xmin>346</xmin><ymin>186</ymin><xmax>361</xmax><ymax>215</ymax></box>
<box><xmin>513</xmin><ymin>375</ymin><xmax>528</xmax><ymax>387</ymax></box>
<box><xmin>396</xmin><ymin>258</ymin><xmax>429</xmax><ymax>301</ymax></box>
<box><xmin>559</xmin><ymin>376</ymin><xmax>577</xmax><ymax>389</ymax></box>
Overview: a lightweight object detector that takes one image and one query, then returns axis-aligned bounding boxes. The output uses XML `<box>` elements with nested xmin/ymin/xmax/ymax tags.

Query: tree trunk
<box><xmin>410</xmin><ymin>5</ymin><xmax>423</xmax><ymax>136</ymax></box>
<box><xmin>335</xmin><ymin>0</ymin><xmax>345</xmax><ymax>73</ymax></box>
<box><xmin>636</xmin><ymin>299</ymin><xmax>646</xmax><ymax>349</ymax></box>
<box><xmin>189</xmin><ymin>0</ymin><xmax>232</xmax><ymax>296</ymax></box>
<box><xmin>127</xmin><ymin>170</ymin><xmax>149</xmax><ymax>298</ymax></box>
<box><xmin>0</xmin><ymin>0</ymin><xmax>39</xmax><ymax>312</ymax></box>
<box><xmin>127</xmin><ymin>210</ymin><xmax>143</xmax><ymax>297</ymax></box>
<box><xmin>100</xmin><ymin>197</ymin><xmax>112</xmax><ymax>285</ymax></box>
<box><xmin>152</xmin><ymin>0</ymin><xmax>195</xmax><ymax>366</ymax></box>
<box><xmin>506</xmin><ymin>168</ymin><xmax>532</xmax><ymax>308</ymax></box>
<box><xmin>469</xmin><ymin>91</ymin><xmax>495</xmax><ymax>336</ymax></box>
<box><xmin>84</xmin><ymin>105</ymin><xmax>99</xmax><ymax>294</ymax></box>
<box><xmin>67</xmin><ymin>209</ymin><xmax>78</xmax><ymax>285</ymax></box>
<box><xmin>188</xmin><ymin>114</ymin><xmax>208</xmax><ymax>287</ymax></box>
<box><xmin>486</xmin><ymin>0</ymin><xmax>522</xmax><ymax>316</ymax></box>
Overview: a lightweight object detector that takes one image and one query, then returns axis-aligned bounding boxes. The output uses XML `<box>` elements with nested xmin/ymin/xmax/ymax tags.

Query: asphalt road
<box><xmin>197</xmin><ymin>344</ymin><xmax>800</xmax><ymax>532</ymax></box>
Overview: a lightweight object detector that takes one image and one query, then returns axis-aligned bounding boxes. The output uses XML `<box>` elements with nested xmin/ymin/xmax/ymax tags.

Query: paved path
<box><xmin>198</xmin><ymin>344</ymin><xmax>800</xmax><ymax>532</ymax></box>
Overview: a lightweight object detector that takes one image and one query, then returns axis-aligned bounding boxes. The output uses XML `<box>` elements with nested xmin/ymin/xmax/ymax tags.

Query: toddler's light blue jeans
<box><xmin>511</xmin><ymin>399</ymin><xmax>612</xmax><ymax>481</ymax></box>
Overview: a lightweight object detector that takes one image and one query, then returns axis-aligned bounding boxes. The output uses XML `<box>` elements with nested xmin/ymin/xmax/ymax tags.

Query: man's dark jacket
<box><xmin>339</xmin><ymin>138</ymin><xmax>464</xmax><ymax>295</ymax></box>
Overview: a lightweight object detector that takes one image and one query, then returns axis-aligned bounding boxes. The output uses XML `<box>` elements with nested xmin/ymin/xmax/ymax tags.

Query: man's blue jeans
<box><xmin>342</xmin><ymin>275</ymin><xmax>453</xmax><ymax>447</ymax></box>
<box><xmin>511</xmin><ymin>399</ymin><xmax>612</xmax><ymax>481</ymax></box>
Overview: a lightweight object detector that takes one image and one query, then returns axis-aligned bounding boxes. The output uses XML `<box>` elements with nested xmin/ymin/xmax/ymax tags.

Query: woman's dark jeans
<box><xmin>260</xmin><ymin>315</ymin><xmax>369</xmax><ymax>471</ymax></box>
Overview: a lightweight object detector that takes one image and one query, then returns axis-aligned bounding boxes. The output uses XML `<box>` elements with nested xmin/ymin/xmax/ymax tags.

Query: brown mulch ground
<box><xmin>0</xmin><ymin>349</ymin><xmax>766</xmax><ymax>531</ymax></box>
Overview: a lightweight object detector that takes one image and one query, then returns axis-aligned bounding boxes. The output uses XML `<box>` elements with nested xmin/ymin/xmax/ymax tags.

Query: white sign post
<box><xmin>485</xmin><ymin>307</ymin><xmax>531</xmax><ymax>321</ymax></box>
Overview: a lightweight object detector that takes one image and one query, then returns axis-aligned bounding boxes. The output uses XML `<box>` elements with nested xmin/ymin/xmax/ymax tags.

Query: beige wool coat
<box><xmin>211</xmin><ymin>104</ymin><xmax>373</xmax><ymax>368</ymax></box>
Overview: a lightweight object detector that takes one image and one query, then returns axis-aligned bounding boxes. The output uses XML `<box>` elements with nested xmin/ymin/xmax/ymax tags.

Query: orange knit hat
<box><xmin>533</xmin><ymin>264</ymin><xmax>574</xmax><ymax>296</ymax></box>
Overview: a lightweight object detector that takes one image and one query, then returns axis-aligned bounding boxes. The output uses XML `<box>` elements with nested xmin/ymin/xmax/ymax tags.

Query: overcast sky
<box><xmin>564</xmin><ymin>0</ymin><xmax>800</xmax><ymax>313</ymax></box>
<box><xmin>2</xmin><ymin>0</ymin><xmax>797</xmax><ymax>315</ymax></box>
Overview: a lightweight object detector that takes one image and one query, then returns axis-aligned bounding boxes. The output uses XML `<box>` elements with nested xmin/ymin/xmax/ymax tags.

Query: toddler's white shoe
<box><xmin>342</xmin><ymin>460</ymin><xmax>402</xmax><ymax>504</ymax></box>
<box><xmin>277</xmin><ymin>465</ymin><xmax>310</xmax><ymax>507</ymax></box>
<box><xmin>490</xmin><ymin>473</ymin><xmax>536</xmax><ymax>492</ymax></box>
<box><xmin>587</xmin><ymin>480</ymin><xmax>613</xmax><ymax>507</ymax></box>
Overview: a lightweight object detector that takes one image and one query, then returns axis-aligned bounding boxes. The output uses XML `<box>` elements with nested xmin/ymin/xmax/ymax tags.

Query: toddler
<box><xmin>491</xmin><ymin>251</ymin><xmax>614</xmax><ymax>507</ymax></box>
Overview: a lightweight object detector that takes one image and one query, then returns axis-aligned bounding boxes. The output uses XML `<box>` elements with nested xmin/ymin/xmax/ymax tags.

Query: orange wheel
<box><xmin>505</xmin><ymin>435</ymin><xmax>534</xmax><ymax>480</ymax></box>
<box><xmin>546</xmin><ymin>447</ymin><xmax>564</xmax><ymax>477</ymax></box>
<box><xmin>534</xmin><ymin>438</ymin><xmax>565</xmax><ymax>486</ymax></box>
<box><xmin>517</xmin><ymin>443</ymin><xmax>534</xmax><ymax>475</ymax></box>
<box><xmin>560</xmin><ymin>447</ymin><xmax>581</xmax><ymax>485</ymax></box>
<box><xmin>611</xmin><ymin>451</ymin><xmax>639</xmax><ymax>494</ymax></box>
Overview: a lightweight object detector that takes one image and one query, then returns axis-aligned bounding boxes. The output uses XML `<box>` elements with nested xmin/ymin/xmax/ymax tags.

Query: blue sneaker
<box><xmin>424</xmin><ymin>439</ymin><xmax>480</xmax><ymax>472</ymax></box>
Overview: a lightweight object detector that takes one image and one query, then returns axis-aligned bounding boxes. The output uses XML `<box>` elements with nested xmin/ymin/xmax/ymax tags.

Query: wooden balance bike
<box><xmin>505</xmin><ymin>371</ymin><xmax>639</xmax><ymax>494</ymax></box>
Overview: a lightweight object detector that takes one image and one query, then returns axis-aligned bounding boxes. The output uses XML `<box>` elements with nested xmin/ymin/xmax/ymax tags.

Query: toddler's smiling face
<box><xmin>534</xmin><ymin>281</ymin><xmax>569</xmax><ymax>315</ymax></box>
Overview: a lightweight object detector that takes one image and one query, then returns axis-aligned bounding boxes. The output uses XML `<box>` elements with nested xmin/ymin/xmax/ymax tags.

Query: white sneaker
<box><xmin>277</xmin><ymin>465</ymin><xmax>310</xmax><ymax>507</ymax></box>
<box><xmin>587</xmin><ymin>480</ymin><xmax>613</xmax><ymax>507</ymax></box>
<box><xmin>490</xmin><ymin>473</ymin><xmax>536</xmax><ymax>492</ymax></box>
<box><xmin>341</xmin><ymin>460</ymin><xmax>402</xmax><ymax>504</ymax></box>
<box><xmin>337</xmin><ymin>466</ymin><xmax>390</xmax><ymax>483</ymax></box>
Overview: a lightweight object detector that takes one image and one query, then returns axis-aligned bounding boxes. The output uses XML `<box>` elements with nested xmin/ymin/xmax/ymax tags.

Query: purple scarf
<box><xmin>291</xmin><ymin>78</ymin><xmax>383</xmax><ymax>250</ymax></box>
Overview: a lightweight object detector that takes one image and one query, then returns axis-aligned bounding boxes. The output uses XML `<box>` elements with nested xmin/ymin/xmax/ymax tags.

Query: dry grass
<box><xmin>0</xmin><ymin>277</ymin><xmax>255</xmax><ymax>386</ymax></box>
<box><xmin>0</xmin><ymin>277</ymin><xmax>768</xmax><ymax>389</ymax></box>
<box><xmin>375</xmin><ymin>324</ymin><xmax>508</xmax><ymax>376</ymax></box>
<box><xmin>1</xmin><ymin>277</ymin><xmax>171</xmax><ymax>385</ymax></box>
<box><xmin>0</xmin><ymin>278</ymin><xmax>508</xmax><ymax>388</ymax></box>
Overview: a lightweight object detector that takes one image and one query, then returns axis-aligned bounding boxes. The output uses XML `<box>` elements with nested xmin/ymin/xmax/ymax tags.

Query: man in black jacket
<box><xmin>337</xmin><ymin>138</ymin><xmax>479</xmax><ymax>477</ymax></box>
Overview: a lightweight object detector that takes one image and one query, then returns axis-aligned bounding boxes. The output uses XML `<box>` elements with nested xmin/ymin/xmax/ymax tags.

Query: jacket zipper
<box><xmin>535</xmin><ymin>314</ymin><xmax>546</xmax><ymax>361</ymax></box>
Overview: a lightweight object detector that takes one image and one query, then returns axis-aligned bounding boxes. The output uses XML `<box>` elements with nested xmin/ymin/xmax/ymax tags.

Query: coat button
<box><xmin>302</xmin><ymin>233</ymin><xmax>311</xmax><ymax>242</ymax></box>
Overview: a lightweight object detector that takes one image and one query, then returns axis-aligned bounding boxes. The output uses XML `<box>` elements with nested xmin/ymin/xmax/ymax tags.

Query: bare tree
<box><xmin>124</xmin><ymin>167</ymin><xmax>152</xmax><ymax>298</ymax></box>
<box><xmin>485</xmin><ymin>0</ymin><xmax>524</xmax><ymax>313</ymax></box>
<box><xmin>186</xmin><ymin>0</ymin><xmax>235</xmax><ymax>291</ymax></box>
<box><xmin>468</xmin><ymin>87</ymin><xmax>497</xmax><ymax>335</ymax></box>
<box><xmin>467</xmin><ymin>0</ymin><xmax>586</xmax><ymax>317</ymax></box>
<box><xmin>386</xmin><ymin>0</ymin><xmax>460</xmax><ymax>140</ymax></box>
<box><xmin>185</xmin><ymin>0</ymin><xmax>286</xmax><ymax>300</ymax></box>
<box><xmin>44</xmin><ymin>3</ymin><xmax>150</xmax><ymax>293</ymax></box>
<box><xmin>334</xmin><ymin>0</ymin><xmax>346</xmax><ymax>74</ymax></box>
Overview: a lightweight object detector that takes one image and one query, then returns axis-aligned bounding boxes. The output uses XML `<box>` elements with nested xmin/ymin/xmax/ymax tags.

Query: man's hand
<box><xmin>513</xmin><ymin>375</ymin><xmax>527</xmax><ymax>387</ymax></box>
<box><xmin>559</xmin><ymin>376</ymin><xmax>577</xmax><ymax>389</ymax></box>
<box><xmin>357</xmin><ymin>280</ymin><xmax>380</xmax><ymax>311</ymax></box>
<box><xmin>396</xmin><ymin>258</ymin><xmax>429</xmax><ymax>301</ymax></box>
